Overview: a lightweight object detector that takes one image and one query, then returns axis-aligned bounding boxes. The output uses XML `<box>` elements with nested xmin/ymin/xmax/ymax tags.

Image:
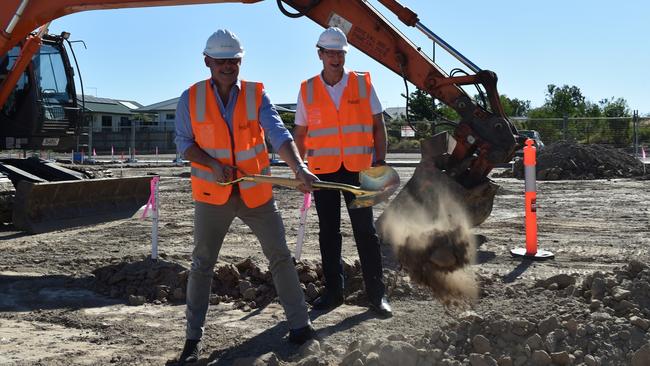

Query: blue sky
<box><xmin>49</xmin><ymin>0</ymin><xmax>650</xmax><ymax>115</ymax></box>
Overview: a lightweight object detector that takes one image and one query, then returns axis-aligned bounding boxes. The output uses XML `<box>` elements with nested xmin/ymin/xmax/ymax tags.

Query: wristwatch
<box><xmin>295</xmin><ymin>163</ymin><xmax>308</xmax><ymax>176</ymax></box>
<box><xmin>373</xmin><ymin>159</ymin><xmax>387</xmax><ymax>166</ymax></box>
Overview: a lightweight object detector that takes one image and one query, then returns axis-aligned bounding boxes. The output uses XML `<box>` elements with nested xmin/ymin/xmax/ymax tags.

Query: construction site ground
<box><xmin>1</xmin><ymin>150</ymin><xmax>649</xmax><ymax>365</ymax></box>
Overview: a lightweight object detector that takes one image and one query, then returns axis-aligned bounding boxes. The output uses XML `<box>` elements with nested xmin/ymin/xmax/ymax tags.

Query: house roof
<box><xmin>275</xmin><ymin>104</ymin><xmax>296</xmax><ymax>113</ymax></box>
<box><xmin>384</xmin><ymin>107</ymin><xmax>406</xmax><ymax>120</ymax></box>
<box><xmin>275</xmin><ymin>103</ymin><xmax>296</xmax><ymax>113</ymax></box>
<box><xmin>76</xmin><ymin>95</ymin><xmax>143</xmax><ymax>115</ymax></box>
<box><xmin>136</xmin><ymin>97</ymin><xmax>180</xmax><ymax>113</ymax></box>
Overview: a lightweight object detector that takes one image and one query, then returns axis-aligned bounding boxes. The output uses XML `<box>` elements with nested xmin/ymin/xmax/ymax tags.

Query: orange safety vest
<box><xmin>188</xmin><ymin>79</ymin><xmax>272</xmax><ymax>208</ymax></box>
<box><xmin>300</xmin><ymin>71</ymin><xmax>374</xmax><ymax>174</ymax></box>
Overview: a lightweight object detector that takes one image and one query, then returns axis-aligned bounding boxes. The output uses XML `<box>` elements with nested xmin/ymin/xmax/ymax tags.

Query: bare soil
<box><xmin>1</xmin><ymin>160</ymin><xmax>649</xmax><ymax>365</ymax></box>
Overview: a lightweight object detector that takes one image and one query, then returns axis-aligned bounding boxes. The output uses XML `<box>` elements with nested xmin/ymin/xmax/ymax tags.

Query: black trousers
<box><xmin>314</xmin><ymin>167</ymin><xmax>385</xmax><ymax>303</ymax></box>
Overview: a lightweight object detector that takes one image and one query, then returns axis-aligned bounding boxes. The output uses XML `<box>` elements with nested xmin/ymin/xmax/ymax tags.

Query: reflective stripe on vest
<box><xmin>195</xmin><ymin>81</ymin><xmax>207</xmax><ymax>122</ymax></box>
<box><xmin>307</xmin><ymin>147</ymin><xmax>340</xmax><ymax>157</ymax></box>
<box><xmin>306</xmin><ymin>77</ymin><xmax>316</xmax><ymax>105</ymax></box>
<box><xmin>203</xmin><ymin>148</ymin><xmax>231</xmax><ymax>159</ymax></box>
<box><xmin>191</xmin><ymin>166</ymin><xmax>213</xmax><ymax>181</ymax></box>
<box><xmin>342</xmin><ymin>124</ymin><xmax>372</xmax><ymax>134</ymax></box>
<box><xmin>308</xmin><ymin>127</ymin><xmax>338</xmax><ymax>138</ymax></box>
<box><xmin>344</xmin><ymin>146</ymin><xmax>373</xmax><ymax>155</ymax></box>
<box><xmin>235</xmin><ymin>143</ymin><xmax>265</xmax><ymax>162</ymax></box>
<box><xmin>301</xmin><ymin>72</ymin><xmax>374</xmax><ymax>173</ymax></box>
<box><xmin>355</xmin><ymin>71</ymin><xmax>367</xmax><ymax>99</ymax></box>
<box><xmin>245</xmin><ymin>81</ymin><xmax>257</xmax><ymax>121</ymax></box>
<box><xmin>189</xmin><ymin>79</ymin><xmax>272</xmax><ymax>208</ymax></box>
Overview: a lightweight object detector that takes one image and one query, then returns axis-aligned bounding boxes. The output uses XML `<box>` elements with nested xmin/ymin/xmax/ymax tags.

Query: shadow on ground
<box><xmin>0</xmin><ymin>274</ymin><xmax>119</xmax><ymax>312</ymax></box>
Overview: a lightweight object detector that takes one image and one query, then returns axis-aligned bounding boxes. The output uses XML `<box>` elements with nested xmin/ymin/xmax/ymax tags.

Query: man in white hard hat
<box><xmin>174</xmin><ymin>29</ymin><xmax>318</xmax><ymax>364</ymax></box>
<box><xmin>293</xmin><ymin>27</ymin><xmax>392</xmax><ymax>318</ymax></box>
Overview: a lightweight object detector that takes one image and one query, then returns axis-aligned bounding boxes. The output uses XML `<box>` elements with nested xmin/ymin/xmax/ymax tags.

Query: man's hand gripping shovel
<box><xmin>217</xmin><ymin>165</ymin><xmax>401</xmax><ymax>209</ymax></box>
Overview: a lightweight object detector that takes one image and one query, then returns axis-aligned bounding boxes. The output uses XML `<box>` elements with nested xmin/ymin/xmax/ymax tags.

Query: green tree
<box><xmin>403</xmin><ymin>89</ymin><xmax>434</xmax><ymax>121</ymax></box>
<box><xmin>600</xmin><ymin>97</ymin><xmax>629</xmax><ymax>117</ymax></box>
<box><xmin>279</xmin><ymin>111</ymin><xmax>295</xmax><ymax>130</ymax></box>
<box><xmin>545</xmin><ymin>84</ymin><xmax>587</xmax><ymax>117</ymax></box>
<box><xmin>402</xmin><ymin>89</ymin><xmax>460</xmax><ymax>122</ymax></box>
<box><xmin>526</xmin><ymin>84</ymin><xmax>588</xmax><ymax>142</ymax></box>
<box><xmin>499</xmin><ymin>95</ymin><xmax>531</xmax><ymax>117</ymax></box>
<box><xmin>600</xmin><ymin>97</ymin><xmax>631</xmax><ymax>146</ymax></box>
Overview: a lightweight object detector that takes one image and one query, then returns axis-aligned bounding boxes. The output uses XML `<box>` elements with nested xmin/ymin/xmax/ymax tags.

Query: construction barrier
<box><xmin>511</xmin><ymin>139</ymin><xmax>554</xmax><ymax>260</ymax></box>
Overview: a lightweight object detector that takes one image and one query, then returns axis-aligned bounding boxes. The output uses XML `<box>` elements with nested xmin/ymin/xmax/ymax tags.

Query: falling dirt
<box><xmin>377</xmin><ymin>168</ymin><xmax>480</xmax><ymax>305</ymax></box>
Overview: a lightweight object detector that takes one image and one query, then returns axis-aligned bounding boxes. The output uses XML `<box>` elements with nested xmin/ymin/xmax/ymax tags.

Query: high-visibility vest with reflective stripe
<box><xmin>188</xmin><ymin>79</ymin><xmax>272</xmax><ymax>208</ymax></box>
<box><xmin>300</xmin><ymin>71</ymin><xmax>374</xmax><ymax>173</ymax></box>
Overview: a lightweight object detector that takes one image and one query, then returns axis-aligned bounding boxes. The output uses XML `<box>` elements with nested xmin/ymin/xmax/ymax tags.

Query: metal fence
<box><xmin>83</xmin><ymin>116</ymin><xmax>650</xmax><ymax>157</ymax></box>
<box><xmin>84</xmin><ymin>121</ymin><xmax>177</xmax><ymax>155</ymax></box>
<box><xmin>510</xmin><ymin>115</ymin><xmax>650</xmax><ymax>155</ymax></box>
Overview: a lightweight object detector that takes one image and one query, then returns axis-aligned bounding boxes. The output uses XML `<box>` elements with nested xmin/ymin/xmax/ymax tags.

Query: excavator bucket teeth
<box><xmin>12</xmin><ymin>176</ymin><xmax>153</xmax><ymax>234</ymax></box>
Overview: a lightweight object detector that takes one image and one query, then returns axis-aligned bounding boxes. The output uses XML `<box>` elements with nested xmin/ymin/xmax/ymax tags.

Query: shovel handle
<box><xmin>252</xmin><ymin>175</ymin><xmax>365</xmax><ymax>194</ymax></box>
<box><xmin>221</xmin><ymin>175</ymin><xmax>369</xmax><ymax>196</ymax></box>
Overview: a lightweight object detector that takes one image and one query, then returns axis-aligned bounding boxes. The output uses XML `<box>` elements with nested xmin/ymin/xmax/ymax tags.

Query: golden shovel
<box><xmin>218</xmin><ymin>165</ymin><xmax>400</xmax><ymax>208</ymax></box>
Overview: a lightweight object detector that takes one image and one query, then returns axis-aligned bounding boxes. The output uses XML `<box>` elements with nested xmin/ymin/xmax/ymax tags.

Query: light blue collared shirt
<box><xmin>174</xmin><ymin>79</ymin><xmax>292</xmax><ymax>155</ymax></box>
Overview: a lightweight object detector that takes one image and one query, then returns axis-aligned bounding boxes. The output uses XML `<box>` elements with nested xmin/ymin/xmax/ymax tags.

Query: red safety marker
<box><xmin>511</xmin><ymin>138</ymin><xmax>554</xmax><ymax>260</ymax></box>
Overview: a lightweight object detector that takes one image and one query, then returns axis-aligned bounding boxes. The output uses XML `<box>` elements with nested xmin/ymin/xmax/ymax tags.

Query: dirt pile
<box><xmin>501</xmin><ymin>141</ymin><xmax>645</xmax><ymax>180</ymax></box>
<box><xmin>235</xmin><ymin>260</ymin><xmax>650</xmax><ymax>366</ymax></box>
<box><xmin>91</xmin><ymin>256</ymin><xmax>415</xmax><ymax>310</ymax></box>
<box><xmin>92</xmin><ymin>257</ymin><xmax>188</xmax><ymax>306</ymax></box>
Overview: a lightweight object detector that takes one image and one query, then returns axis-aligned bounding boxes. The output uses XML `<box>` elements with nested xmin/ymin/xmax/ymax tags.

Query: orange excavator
<box><xmin>1</xmin><ymin>0</ymin><xmax>521</xmax><ymax>235</ymax></box>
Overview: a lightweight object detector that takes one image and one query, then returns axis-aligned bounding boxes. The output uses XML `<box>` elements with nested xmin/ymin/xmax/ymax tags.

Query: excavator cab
<box><xmin>0</xmin><ymin>32</ymin><xmax>151</xmax><ymax>234</ymax></box>
<box><xmin>0</xmin><ymin>33</ymin><xmax>79</xmax><ymax>151</ymax></box>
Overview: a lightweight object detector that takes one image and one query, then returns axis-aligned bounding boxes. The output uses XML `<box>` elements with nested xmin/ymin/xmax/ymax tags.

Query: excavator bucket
<box><xmin>380</xmin><ymin>131</ymin><xmax>498</xmax><ymax>229</ymax></box>
<box><xmin>12</xmin><ymin>176</ymin><xmax>153</xmax><ymax>234</ymax></box>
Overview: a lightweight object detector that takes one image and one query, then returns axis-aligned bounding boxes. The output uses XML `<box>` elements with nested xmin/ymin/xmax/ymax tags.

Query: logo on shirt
<box><xmin>347</xmin><ymin>99</ymin><xmax>360</xmax><ymax>104</ymax></box>
<box><xmin>238</xmin><ymin>120</ymin><xmax>251</xmax><ymax>130</ymax></box>
<box><xmin>308</xmin><ymin>108</ymin><xmax>322</xmax><ymax>125</ymax></box>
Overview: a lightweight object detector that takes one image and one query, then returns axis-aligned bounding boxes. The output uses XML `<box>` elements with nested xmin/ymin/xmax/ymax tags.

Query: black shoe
<box><xmin>311</xmin><ymin>293</ymin><xmax>344</xmax><ymax>311</ymax></box>
<box><xmin>288</xmin><ymin>324</ymin><xmax>316</xmax><ymax>344</ymax></box>
<box><xmin>177</xmin><ymin>339</ymin><xmax>202</xmax><ymax>365</ymax></box>
<box><xmin>369</xmin><ymin>296</ymin><xmax>393</xmax><ymax>318</ymax></box>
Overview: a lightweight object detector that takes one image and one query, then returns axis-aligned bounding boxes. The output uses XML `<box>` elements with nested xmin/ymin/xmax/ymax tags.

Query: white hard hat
<box><xmin>316</xmin><ymin>27</ymin><xmax>349</xmax><ymax>52</ymax></box>
<box><xmin>203</xmin><ymin>29</ymin><xmax>244</xmax><ymax>59</ymax></box>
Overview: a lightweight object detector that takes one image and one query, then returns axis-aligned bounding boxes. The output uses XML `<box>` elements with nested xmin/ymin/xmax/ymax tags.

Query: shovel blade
<box><xmin>349</xmin><ymin>165</ymin><xmax>401</xmax><ymax>209</ymax></box>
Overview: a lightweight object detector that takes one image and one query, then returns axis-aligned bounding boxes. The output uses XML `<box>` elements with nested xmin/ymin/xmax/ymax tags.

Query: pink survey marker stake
<box><xmin>141</xmin><ymin>176</ymin><xmax>160</xmax><ymax>260</ymax></box>
<box><xmin>295</xmin><ymin>192</ymin><xmax>312</xmax><ymax>261</ymax></box>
